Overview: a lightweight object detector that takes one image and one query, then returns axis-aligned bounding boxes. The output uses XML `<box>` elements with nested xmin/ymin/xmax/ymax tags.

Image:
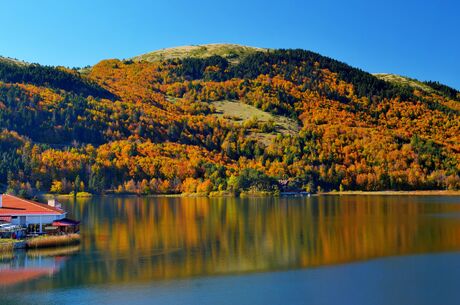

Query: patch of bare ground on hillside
<box><xmin>212</xmin><ymin>100</ymin><xmax>300</xmax><ymax>146</ymax></box>
<box><xmin>373</xmin><ymin>73</ymin><xmax>435</xmax><ymax>93</ymax></box>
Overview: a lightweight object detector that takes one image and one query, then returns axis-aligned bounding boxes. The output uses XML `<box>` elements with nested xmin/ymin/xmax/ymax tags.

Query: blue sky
<box><xmin>1</xmin><ymin>0</ymin><xmax>459</xmax><ymax>89</ymax></box>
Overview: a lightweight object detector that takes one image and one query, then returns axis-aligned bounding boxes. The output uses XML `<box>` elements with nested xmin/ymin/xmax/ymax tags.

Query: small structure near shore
<box><xmin>46</xmin><ymin>218</ymin><xmax>80</xmax><ymax>235</ymax></box>
<box><xmin>0</xmin><ymin>194</ymin><xmax>78</xmax><ymax>234</ymax></box>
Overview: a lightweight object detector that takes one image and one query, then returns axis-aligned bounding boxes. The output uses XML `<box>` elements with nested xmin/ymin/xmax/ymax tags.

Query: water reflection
<box><xmin>3</xmin><ymin>195</ymin><xmax>460</xmax><ymax>289</ymax></box>
<box><xmin>0</xmin><ymin>246</ymin><xmax>79</xmax><ymax>288</ymax></box>
<box><xmin>66</xmin><ymin>196</ymin><xmax>460</xmax><ymax>283</ymax></box>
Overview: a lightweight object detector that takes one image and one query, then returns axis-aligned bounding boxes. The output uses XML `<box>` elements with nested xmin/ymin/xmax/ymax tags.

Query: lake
<box><xmin>2</xmin><ymin>195</ymin><xmax>460</xmax><ymax>305</ymax></box>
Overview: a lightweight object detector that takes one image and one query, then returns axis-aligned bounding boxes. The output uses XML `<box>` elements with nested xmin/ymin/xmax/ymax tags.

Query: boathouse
<box><xmin>0</xmin><ymin>194</ymin><xmax>66</xmax><ymax>233</ymax></box>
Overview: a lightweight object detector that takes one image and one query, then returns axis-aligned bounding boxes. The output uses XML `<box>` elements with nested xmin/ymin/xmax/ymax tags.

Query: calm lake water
<box><xmin>2</xmin><ymin>195</ymin><xmax>460</xmax><ymax>305</ymax></box>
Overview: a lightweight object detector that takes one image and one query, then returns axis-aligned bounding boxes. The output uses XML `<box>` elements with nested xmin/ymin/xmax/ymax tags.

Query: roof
<box><xmin>0</xmin><ymin>194</ymin><xmax>65</xmax><ymax>216</ymax></box>
<box><xmin>52</xmin><ymin>218</ymin><xmax>80</xmax><ymax>226</ymax></box>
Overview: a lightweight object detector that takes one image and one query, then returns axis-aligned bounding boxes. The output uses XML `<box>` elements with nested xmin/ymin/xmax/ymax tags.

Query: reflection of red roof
<box><xmin>0</xmin><ymin>194</ymin><xmax>65</xmax><ymax>216</ymax></box>
<box><xmin>0</xmin><ymin>268</ymin><xmax>55</xmax><ymax>287</ymax></box>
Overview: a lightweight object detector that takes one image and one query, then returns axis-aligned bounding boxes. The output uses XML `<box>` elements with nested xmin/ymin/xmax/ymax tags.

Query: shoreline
<box><xmin>41</xmin><ymin>190</ymin><xmax>460</xmax><ymax>199</ymax></box>
<box><xmin>323</xmin><ymin>190</ymin><xmax>460</xmax><ymax>196</ymax></box>
<box><xmin>0</xmin><ymin>234</ymin><xmax>81</xmax><ymax>254</ymax></box>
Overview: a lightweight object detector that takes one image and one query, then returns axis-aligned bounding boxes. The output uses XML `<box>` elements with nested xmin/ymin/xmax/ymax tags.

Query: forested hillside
<box><xmin>0</xmin><ymin>44</ymin><xmax>459</xmax><ymax>196</ymax></box>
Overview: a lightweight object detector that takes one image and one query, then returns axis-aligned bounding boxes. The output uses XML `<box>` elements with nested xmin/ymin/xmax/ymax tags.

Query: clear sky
<box><xmin>1</xmin><ymin>0</ymin><xmax>458</xmax><ymax>89</ymax></box>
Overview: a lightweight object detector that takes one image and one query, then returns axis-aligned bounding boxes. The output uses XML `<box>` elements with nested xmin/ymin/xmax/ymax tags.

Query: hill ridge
<box><xmin>132</xmin><ymin>43</ymin><xmax>267</xmax><ymax>63</ymax></box>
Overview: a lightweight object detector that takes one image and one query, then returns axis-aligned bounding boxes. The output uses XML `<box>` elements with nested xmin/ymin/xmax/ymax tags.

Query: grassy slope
<box><xmin>375</xmin><ymin>73</ymin><xmax>460</xmax><ymax>112</ymax></box>
<box><xmin>0</xmin><ymin>56</ymin><xmax>28</xmax><ymax>66</ymax></box>
<box><xmin>132</xmin><ymin>43</ymin><xmax>267</xmax><ymax>64</ymax></box>
<box><xmin>373</xmin><ymin>73</ymin><xmax>435</xmax><ymax>93</ymax></box>
<box><xmin>212</xmin><ymin>100</ymin><xmax>300</xmax><ymax>146</ymax></box>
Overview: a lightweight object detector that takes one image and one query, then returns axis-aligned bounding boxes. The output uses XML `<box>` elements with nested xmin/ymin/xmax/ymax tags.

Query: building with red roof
<box><xmin>0</xmin><ymin>194</ymin><xmax>66</xmax><ymax>233</ymax></box>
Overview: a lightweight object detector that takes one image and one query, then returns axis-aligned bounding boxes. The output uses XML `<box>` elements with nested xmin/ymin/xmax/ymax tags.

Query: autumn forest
<box><xmin>0</xmin><ymin>44</ymin><xmax>459</xmax><ymax>196</ymax></box>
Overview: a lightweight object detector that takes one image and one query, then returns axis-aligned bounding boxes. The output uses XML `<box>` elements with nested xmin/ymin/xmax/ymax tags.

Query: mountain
<box><xmin>0</xmin><ymin>44</ymin><xmax>458</xmax><ymax>196</ymax></box>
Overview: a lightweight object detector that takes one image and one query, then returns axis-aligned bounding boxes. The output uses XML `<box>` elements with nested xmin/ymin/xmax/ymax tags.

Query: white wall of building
<box><xmin>10</xmin><ymin>214</ymin><xmax>66</xmax><ymax>226</ymax></box>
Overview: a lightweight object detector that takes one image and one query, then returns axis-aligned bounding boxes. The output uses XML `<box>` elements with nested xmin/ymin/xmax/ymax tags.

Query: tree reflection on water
<box><xmin>3</xmin><ymin>195</ymin><xmax>460</xmax><ymax>289</ymax></box>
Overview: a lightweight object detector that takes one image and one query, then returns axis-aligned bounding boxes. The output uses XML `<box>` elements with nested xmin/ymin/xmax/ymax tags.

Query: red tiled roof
<box><xmin>0</xmin><ymin>194</ymin><xmax>65</xmax><ymax>216</ymax></box>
